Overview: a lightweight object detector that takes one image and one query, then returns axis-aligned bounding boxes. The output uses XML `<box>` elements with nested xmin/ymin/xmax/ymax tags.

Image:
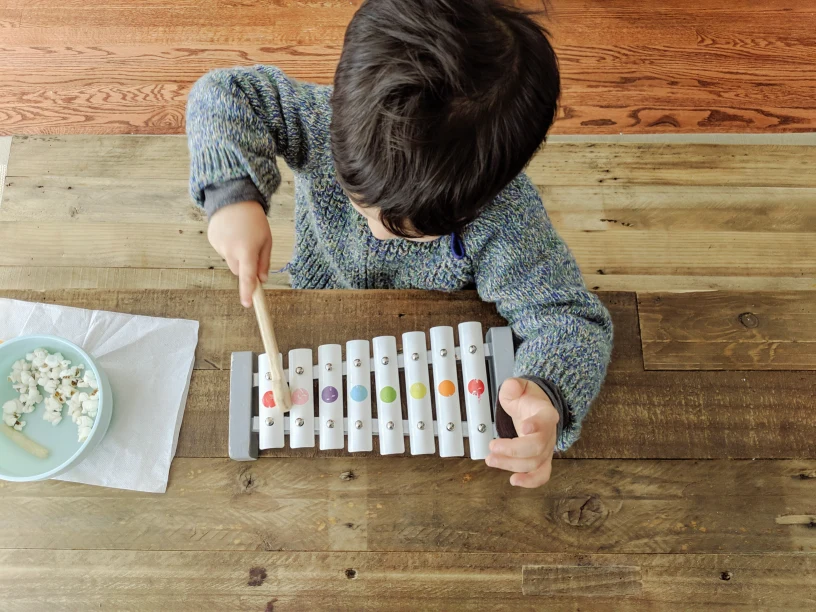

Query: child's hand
<box><xmin>207</xmin><ymin>201</ymin><xmax>273</xmax><ymax>307</ymax></box>
<box><xmin>486</xmin><ymin>377</ymin><xmax>559</xmax><ymax>488</ymax></box>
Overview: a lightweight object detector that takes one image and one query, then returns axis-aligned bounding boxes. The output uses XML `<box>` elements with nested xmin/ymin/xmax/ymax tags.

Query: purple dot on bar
<box><xmin>321</xmin><ymin>386</ymin><xmax>339</xmax><ymax>403</ymax></box>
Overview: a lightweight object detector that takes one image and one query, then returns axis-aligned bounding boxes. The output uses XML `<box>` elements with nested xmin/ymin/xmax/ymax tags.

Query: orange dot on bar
<box><xmin>438</xmin><ymin>380</ymin><xmax>456</xmax><ymax>397</ymax></box>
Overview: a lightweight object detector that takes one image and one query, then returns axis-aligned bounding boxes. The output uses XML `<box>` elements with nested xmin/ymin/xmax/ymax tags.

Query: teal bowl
<box><xmin>0</xmin><ymin>335</ymin><xmax>113</xmax><ymax>482</ymax></box>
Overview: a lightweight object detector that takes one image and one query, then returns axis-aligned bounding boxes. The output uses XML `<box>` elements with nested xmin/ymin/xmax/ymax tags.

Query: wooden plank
<box><xmin>0</xmin><ymin>220</ymin><xmax>290</xmax><ymax>269</ymax></box>
<box><xmin>177</xmin><ymin>368</ymin><xmax>816</xmax><ymax>460</ymax></box>
<box><xmin>1</xmin><ymin>550</ymin><xmax>814</xmax><ymax>611</ymax></box>
<box><xmin>639</xmin><ymin>292</ymin><xmax>816</xmax><ymax>370</ymax></box>
<box><xmin>10</xmin><ymin>136</ymin><xmax>816</xmax><ymax>187</ymax></box>
<box><xmin>3</xmin><ymin>289</ymin><xmax>814</xmax><ymax>459</ymax></box>
<box><xmin>5</xmin><ymin>223</ymin><xmax>812</xmax><ymax>278</ymax></box>
<box><xmin>7</xmin><ymin>176</ymin><xmax>815</xmax><ymax>236</ymax></box>
<box><xmin>567</xmin><ymin>230</ymin><xmax>816</xmax><ymax>278</ymax></box>
<box><xmin>0</xmin><ymin>289</ymin><xmax>637</xmax><ymax>373</ymax></box>
<box><xmin>571</xmin><ymin>369</ymin><xmax>816</xmax><ymax>460</ymax></box>
<box><xmin>583</xmin><ymin>274</ymin><xmax>816</xmax><ymax>293</ymax></box>
<box><xmin>543</xmin><ymin>185</ymin><xmax>816</xmax><ymax>234</ymax></box>
<box><xmin>1</xmin><ymin>268</ymin><xmax>810</xmax><ymax>293</ymax></box>
<box><xmin>0</xmin><ymin>266</ymin><xmax>291</xmax><ymax>290</ymax></box>
<box><xmin>1</xmin><ymin>458</ymin><xmax>814</xmax><ymax>554</ymax></box>
<box><xmin>528</xmin><ymin>143</ymin><xmax>816</xmax><ymax>187</ymax></box>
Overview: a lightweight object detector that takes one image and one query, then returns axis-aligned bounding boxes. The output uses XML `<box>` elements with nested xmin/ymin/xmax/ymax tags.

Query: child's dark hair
<box><xmin>330</xmin><ymin>0</ymin><xmax>560</xmax><ymax>238</ymax></box>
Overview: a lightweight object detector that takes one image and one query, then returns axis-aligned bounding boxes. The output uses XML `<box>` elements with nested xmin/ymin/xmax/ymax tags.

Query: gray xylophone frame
<box><xmin>228</xmin><ymin>326</ymin><xmax>515</xmax><ymax>461</ymax></box>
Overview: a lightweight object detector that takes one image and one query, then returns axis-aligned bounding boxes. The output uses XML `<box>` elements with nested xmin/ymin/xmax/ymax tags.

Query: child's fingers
<box><xmin>509</xmin><ymin>461</ymin><xmax>553</xmax><ymax>489</ymax></box>
<box><xmin>489</xmin><ymin>431</ymin><xmax>550</xmax><ymax>458</ymax></box>
<box><xmin>485</xmin><ymin>451</ymin><xmax>545</xmax><ymax>474</ymax></box>
<box><xmin>258</xmin><ymin>237</ymin><xmax>272</xmax><ymax>283</ymax></box>
<box><xmin>226</xmin><ymin>255</ymin><xmax>240</xmax><ymax>277</ymax></box>
<box><xmin>238</xmin><ymin>254</ymin><xmax>259</xmax><ymax>308</ymax></box>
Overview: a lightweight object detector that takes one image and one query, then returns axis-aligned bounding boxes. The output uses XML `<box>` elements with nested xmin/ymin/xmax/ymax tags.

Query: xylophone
<box><xmin>228</xmin><ymin>322</ymin><xmax>515</xmax><ymax>461</ymax></box>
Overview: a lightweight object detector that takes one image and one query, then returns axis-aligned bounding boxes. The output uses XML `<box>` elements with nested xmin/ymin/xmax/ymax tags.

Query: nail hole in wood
<box><xmin>345</xmin><ymin>568</ymin><xmax>358</xmax><ymax>579</ymax></box>
<box><xmin>738</xmin><ymin>312</ymin><xmax>759</xmax><ymax>328</ymax></box>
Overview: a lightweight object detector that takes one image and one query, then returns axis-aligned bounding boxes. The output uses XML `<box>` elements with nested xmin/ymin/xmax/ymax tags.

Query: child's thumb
<box><xmin>498</xmin><ymin>377</ymin><xmax>527</xmax><ymax>419</ymax></box>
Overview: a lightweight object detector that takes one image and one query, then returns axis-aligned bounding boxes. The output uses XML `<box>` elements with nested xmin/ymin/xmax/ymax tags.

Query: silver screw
<box><xmin>417</xmin><ymin>421</ymin><xmax>425</xmax><ymax>430</ymax></box>
<box><xmin>386</xmin><ymin>421</ymin><xmax>395</xmax><ymax>430</ymax></box>
<box><xmin>411</xmin><ymin>352</ymin><xmax>419</xmax><ymax>361</ymax></box>
<box><xmin>327</xmin><ymin>419</ymin><xmax>335</xmax><ymax>429</ymax></box>
<box><xmin>468</xmin><ymin>345</ymin><xmax>477</xmax><ymax>354</ymax></box>
<box><xmin>381</xmin><ymin>356</ymin><xmax>390</xmax><ymax>365</ymax></box>
<box><xmin>477</xmin><ymin>423</ymin><xmax>487</xmax><ymax>433</ymax></box>
<box><xmin>354</xmin><ymin>420</ymin><xmax>363</xmax><ymax>429</ymax></box>
<box><xmin>264</xmin><ymin>372</ymin><xmax>272</xmax><ymax>380</ymax></box>
<box><xmin>446</xmin><ymin>422</ymin><xmax>455</xmax><ymax>431</ymax></box>
<box><xmin>440</xmin><ymin>348</ymin><xmax>448</xmax><ymax>357</ymax></box>
<box><xmin>265</xmin><ymin>417</ymin><xmax>274</xmax><ymax>426</ymax></box>
<box><xmin>295</xmin><ymin>366</ymin><xmax>304</xmax><ymax>375</ymax></box>
<box><xmin>296</xmin><ymin>417</ymin><xmax>304</xmax><ymax>427</ymax></box>
<box><xmin>326</xmin><ymin>363</ymin><xmax>333</xmax><ymax>371</ymax></box>
<box><xmin>353</xmin><ymin>359</ymin><xmax>361</xmax><ymax>367</ymax></box>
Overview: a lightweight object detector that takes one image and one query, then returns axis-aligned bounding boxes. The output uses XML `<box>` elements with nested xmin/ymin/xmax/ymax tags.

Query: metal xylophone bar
<box><xmin>228</xmin><ymin>324</ymin><xmax>515</xmax><ymax>461</ymax></box>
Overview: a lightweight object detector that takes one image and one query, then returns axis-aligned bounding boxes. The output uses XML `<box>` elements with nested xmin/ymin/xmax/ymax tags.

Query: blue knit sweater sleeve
<box><xmin>466</xmin><ymin>176</ymin><xmax>614</xmax><ymax>451</ymax></box>
<box><xmin>186</xmin><ymin>65</ymin><xmax>330</xmax><ymax>211</ymax></box>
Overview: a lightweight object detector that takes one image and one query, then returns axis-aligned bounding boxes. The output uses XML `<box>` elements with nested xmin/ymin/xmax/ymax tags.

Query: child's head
<box><xmin>331</xmin><ymin>0</ymin><xmax>560</xmax><ymax>240</ymax></box>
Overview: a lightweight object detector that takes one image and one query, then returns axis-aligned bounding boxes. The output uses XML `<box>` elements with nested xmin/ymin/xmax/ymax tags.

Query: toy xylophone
<box><xmin>228</xmin><ymin>322</ymin><xmax>515</xmax><ymax>460</ymax></box>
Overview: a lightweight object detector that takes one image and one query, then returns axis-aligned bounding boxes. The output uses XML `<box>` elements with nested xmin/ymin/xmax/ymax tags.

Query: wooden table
<box><xmin>1</xmin><ymin>288</ymin><xmax>815</xmax><ymax>610</ymax></box>
<box><xmin>1</xmin><ymin>133</ymin><xmax>815</xmax><ymax>609</ymax></box>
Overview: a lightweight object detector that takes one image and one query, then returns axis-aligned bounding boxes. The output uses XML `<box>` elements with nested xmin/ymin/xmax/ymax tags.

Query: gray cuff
<box><xmin>524</xmin><ymin>376</ymin><xmax>568</xmax><ymax>442</ymax></box>
<box><xmin>494</xmin><ymin>376</ymin><xmax>568</xmax><ymax>441</ymax></box>
<box><xmin>203</xmin><ymin>178</ymin><xmax>266</xmax><ymax>219</ymax></box>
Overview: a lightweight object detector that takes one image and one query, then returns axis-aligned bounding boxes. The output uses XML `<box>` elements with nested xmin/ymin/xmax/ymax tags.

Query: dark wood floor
<box><xmin>1</xmin><ymin>0</ymin><xmax>815</xmax><ymax>134</ymax></box>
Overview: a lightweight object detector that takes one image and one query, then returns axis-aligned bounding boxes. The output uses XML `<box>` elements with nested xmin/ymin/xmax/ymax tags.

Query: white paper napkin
<box><xmin>0</xmin><ymin>298</ymin><xmax>199</xmax><ymax>493</ymax></box>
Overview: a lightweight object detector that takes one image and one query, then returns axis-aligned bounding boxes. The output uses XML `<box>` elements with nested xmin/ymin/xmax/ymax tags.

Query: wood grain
<box><xmin>1</xmin><ymin>458</ymin><xmax>814</xmax><ymax>554</ymax></box>
<box><xmin>1</xmin><ymin>2</ymin><xmax>815</xmax><ymax>134</ymax></box>
<box><xmin>1</xmin><ymin>549</ymin><xmax>814</xmax><ymax>611</ymax></box>
<box><xmin>4</xmin><ymin>136</ymin><xmax>815</xmax><ymax>290</ymax></box>
<box><xmin>10</xmin><ymin>136</ymin><xmax>816</xmax><ymax>187</ymax></box>
<box><xmin>521</xmin><ymin>564</ymin><xmax>642</xmax><ymax>597</ymax></box>
<box><xmin>0</xmin><ymin>266</ymin><xmax>292</xmax><ymax>290</ymax></box>
<box><xmin>639</xmin><ymin>292</ymin><xmax>816</xmax><ymax>370</ymax></box>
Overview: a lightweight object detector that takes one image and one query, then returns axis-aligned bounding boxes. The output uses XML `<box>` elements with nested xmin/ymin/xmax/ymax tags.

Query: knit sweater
<box><xmin>186</xmin><ymin>65</ymin><xmax>613</xmax><ymax>451</ymax></box>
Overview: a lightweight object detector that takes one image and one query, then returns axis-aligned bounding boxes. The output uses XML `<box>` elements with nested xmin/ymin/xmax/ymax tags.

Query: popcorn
<box><xmin>77</xmin><ymin>415</ymin><xmax>94</xmax><ymax>442</ymax></box>
<box><xmin>5</xmin><ymin>348</ymin><xmax>97</xmax><ymax>439</ymax></box>
<box><xmin>42</xmin><ymin>397</ymin><xmax>63</xmax><ymax>426</ymax></box>
<box><xmin>82</xmin><ymin>371</ymin><xmax>98</xmax><ymax>391</ymax></box>
<box><xmin>20</xmin><ymin>385</ymin><xmax>42</xmax><ymax>410</ymax></box>
<box><xmin>3</xmin><ymin>399</ymin><xmax>25</xmax><ymax>429</ymax></box>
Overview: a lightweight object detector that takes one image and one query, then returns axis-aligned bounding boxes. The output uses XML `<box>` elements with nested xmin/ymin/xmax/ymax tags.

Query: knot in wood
<box><xmin>558</xmin><ymin>495</ymin><xmax>607</xmax><ymax>528</ymax></box>
<box><xmin>738</xmin><ymin>312</ymin><xmax>759</xmax><ymax>328</ymax></box>
<box><xmin>240</xmin><ymin>469</ymin><xmax>258</xmax><ymax>494</ymax></box>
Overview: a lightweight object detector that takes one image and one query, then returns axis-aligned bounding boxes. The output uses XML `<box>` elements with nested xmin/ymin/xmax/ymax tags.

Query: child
<box><xmin>186</xmin><ymin>0</ymin><xmax>613</xmax><ymax>488</ymax></box>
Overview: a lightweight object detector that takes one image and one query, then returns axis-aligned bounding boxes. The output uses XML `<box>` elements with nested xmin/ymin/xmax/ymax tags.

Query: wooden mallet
<box><xmin>251</xmin><ymin>283</ymin><xmax>293</xmax><ymax>412</ymax></box>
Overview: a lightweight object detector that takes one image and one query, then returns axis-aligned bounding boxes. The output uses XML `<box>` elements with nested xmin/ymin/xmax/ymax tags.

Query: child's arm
<box><xmin>468</xmin><ymin>177</ymin><xmax>614</xmax><ymax>453</ymax></box>
<box><xmin>186</xmin><ymin>66</ymin><xmax>329</xmax><ymax>304</ymax></box>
